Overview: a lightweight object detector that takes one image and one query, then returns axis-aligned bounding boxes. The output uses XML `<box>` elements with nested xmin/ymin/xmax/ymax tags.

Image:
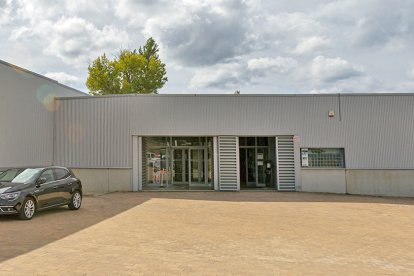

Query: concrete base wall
<box><xmin>300</xmin><ymin>169</ymin><xmax>346</xmax><ymax>194</ymax></box>
<box><xmin>71</xmin><ymin>168</ymin><xmax>132</xmax><ymax>195</ymax></box>
<box><xmin>346</xmin><ymin>170</ymin><xmax>414</xmax><ymax>197</ymax></box>
<box><xmin>71</xmin><ymin>168</ymin><xmax>414</xmax><ymax>198</ymax></box>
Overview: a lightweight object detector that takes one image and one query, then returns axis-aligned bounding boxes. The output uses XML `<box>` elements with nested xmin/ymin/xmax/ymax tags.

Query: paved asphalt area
<box><xmin>0</xmin><ymin>192</ymin><xmax>414</xmax><ymax>275</ymax></box>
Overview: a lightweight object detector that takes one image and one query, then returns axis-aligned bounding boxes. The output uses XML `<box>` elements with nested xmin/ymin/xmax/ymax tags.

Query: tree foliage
<box><xmin>86</xmin><ymin>38</ymin><xmax>167</xmax><ymax>95</ymax></box>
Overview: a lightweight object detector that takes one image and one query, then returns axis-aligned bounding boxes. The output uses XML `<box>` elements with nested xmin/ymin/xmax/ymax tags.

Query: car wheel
<box><xmin>19</xmin><ymin>197</ymin><xmax>36</xmax><ymax>220</ymax></box>
<box><xmin>68</xmin><ymin>191</ymin><xmax>82</xmax><ymax>210</ymax></box>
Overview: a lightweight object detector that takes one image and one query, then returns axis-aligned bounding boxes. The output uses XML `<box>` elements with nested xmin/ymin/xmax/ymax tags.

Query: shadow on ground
<box><xmin>0</xmin><ymin>191</ymin><xmax>413</xmax><ymax>263</ymax></box>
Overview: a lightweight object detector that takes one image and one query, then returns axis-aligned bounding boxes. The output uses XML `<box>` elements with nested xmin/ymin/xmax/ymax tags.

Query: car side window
<box><xmin>40</xmin><ymin>169</ymin><xmax>55</xmax><ymax>183</ymax></box>
<box><xmin>54</xmin><ymin>168</ymin><xmax>70</xmax><ymax>180</ymax></box>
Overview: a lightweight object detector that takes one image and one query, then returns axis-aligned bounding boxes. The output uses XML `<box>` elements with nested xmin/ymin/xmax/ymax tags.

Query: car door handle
<box><xmin>53</xmin><ymin>186</ymin><xmax>59</xmax><ymax>189</ymax></box>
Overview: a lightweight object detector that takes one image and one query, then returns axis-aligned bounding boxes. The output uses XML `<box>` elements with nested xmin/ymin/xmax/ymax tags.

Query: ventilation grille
<box><xmin>218</xmin><ymin>136</ymin><xmax>239</xmax><ymax>191</ymax></box>
<box><xmin>276</xmin><ymin>136</ymin><xmax>296</xmax><ymax>191</ymax></box>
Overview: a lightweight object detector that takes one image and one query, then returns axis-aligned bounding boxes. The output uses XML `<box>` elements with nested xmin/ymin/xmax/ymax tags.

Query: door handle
<box><xmin>53</xmin><ymin>186</ymin><xmax>59</xmax><ymax>189</ymax></box>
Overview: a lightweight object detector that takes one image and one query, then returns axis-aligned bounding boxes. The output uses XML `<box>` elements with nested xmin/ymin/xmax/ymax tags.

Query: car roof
<box><xmin>1</xmin><ymin>166</ymin><xmax>70</xmax><ymax>170</ymax></box>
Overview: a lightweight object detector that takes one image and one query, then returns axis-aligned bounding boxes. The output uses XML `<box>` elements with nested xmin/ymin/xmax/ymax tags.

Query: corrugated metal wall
<box><xmin>54</xmin><ymin>97</ymin><xmax>131</xmax><ymax>168</ymax></box>
<box><xmin>54</xmin><ymin>94</ymin><xmax>414</xmax><ymax>169</ymax></box>
<box><xmin>0</xmin><ymin>61</ymin><xmax>84</xmax><ymax>168</ymax></box>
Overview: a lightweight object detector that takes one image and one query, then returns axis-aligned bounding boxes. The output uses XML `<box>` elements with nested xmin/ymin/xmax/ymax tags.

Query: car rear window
<box><xmin>54</xmin><ymin>168</ymin><xmax>70</xmax><ymax>180</ymax></box>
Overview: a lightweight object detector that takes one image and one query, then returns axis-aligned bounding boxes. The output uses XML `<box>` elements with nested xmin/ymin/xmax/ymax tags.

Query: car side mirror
<box><xmin>37</xmin><ymin>177</ymin><xmax>47</xmax><ymax>186</ymax></box>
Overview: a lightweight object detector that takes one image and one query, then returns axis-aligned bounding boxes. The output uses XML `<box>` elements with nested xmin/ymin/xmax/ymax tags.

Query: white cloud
<box><xmin>305</xmin><ymin>56</ymin><xmax>365</xmax><ymax>83</ymax></box>
<box><xmin>399</xmin><ymin>81</ymin><xmax>414</xmax><ymax>92</ymax></box>
<box><xmin>0</xmin><ymin>0</ymin><xmax>13</xmax><ymax>25</ymax></box>
<box><xmin>45</xmin><ymin>17</ymin><xmax>129</xmax><ymax>66</ymax></box>
<box><xmin>45</xmin><ymin>71</ymin><xmax>79</xmax><ymax>86</ymax></box>
<box><xmin>245</xmin><ymin>11</ymin><xmax>323</xmax><ymax>54</ymax></box>
<box><xmin>247</xmin><ymin>57</ymin><xmax>297</xmax><ymax>74</ymax></box>
<box><xmin>9</xmin><ymin>26</ymin><xmax>30</xmax><ymax>41</ymax></box>
<box><xmin>293</xmin><ymin>36</ymin><xmax>330</xmax><ymax>54</ymax></box>
<box><xmin>114</xmin><ymin>0</ymin><xmax>166</xmax><ymax>26</ymax></box>
<box><xmin>264</xmin><ymin>12</ymin><xmax>323</xmax><ymax>37</ymax></box>
<box><xmin>191</xmin><ymin>56</ymin><xmax>298</xmax><ymax>88</ymax></box>
<box><xmin>1</xmin><ymin>0</ymin><xmax>414</xmax><ymax>94</ymax></box>
<box><xmin>15</xmin><ymin>0</ymin><xmax>62</xmax><ymax>23</ymax></box>
<box><xmin>9</xmin><ymin>16</ymin><xmax>129</xmax><ymax>67</ymax></box>
<box><xmin>143</xmin><ymin>0</ymin><xmax>253</xmax><ymax>66</ymax></box>
<box><xmin>307</xmin><ymin>75</ymin><xmax>381</xmax><ymax>93</ymax></box>
<box><xmin>407</xmin><ymin>67</ymin><xmax>414</xmax><ymax>80</ymax></box>
<box><xmin>190</xmin><ymin>62</ymin><xmax>245</xmax><ymax>89</ymax></box>
<box><xmin>316</xmin><ymin>0</ymin><xmax>414</xmax><ymax>50</ymax></box>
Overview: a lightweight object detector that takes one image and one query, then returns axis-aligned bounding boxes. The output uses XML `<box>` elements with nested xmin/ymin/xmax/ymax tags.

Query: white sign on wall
<box><xmin>301</xmin><ymin>148</ymin><xmax>309</xmax><ymax>167</ymax></box>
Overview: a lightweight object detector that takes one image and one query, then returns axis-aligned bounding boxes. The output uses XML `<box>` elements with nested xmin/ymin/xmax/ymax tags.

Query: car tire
<box><xmin>19</xmin><ymin>197</ymin><xmax>36</xmax><ymax>220</ymax></box>
<box><xmin>68</xmin><ymin>191</ymin><xmax>82</xmax><ymax>210</ymax></box>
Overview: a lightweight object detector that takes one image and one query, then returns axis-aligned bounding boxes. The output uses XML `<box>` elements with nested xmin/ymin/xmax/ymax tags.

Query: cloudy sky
<box><xmin>1</xmin><ymin>0</ymin><xmax>414</xmax><ymax>94</ymax></box>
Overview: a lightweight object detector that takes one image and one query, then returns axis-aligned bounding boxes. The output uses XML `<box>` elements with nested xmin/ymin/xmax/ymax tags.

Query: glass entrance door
<box><xmin>172</xmin><ymin>148</ymin><xmax>208</xmax><ymax>189</ymax></box>
<box><xmin>189</xmin><ymin>148</ymin><xmax>206</xmax><ymax>188</ymax></box>
<box><xmin>239</xmin><ymin>137</ymin><xmax>276</xmax><ymax>189</ymax></box>
<box><xmin>172</xmin><ymin>149</ymin><xmax>189</xmax><ymax>188</ymax></box>
<box><xmin>240</xmin><ymin>148</ymin><xmax>257</xmax><ymax>188</ymax></box>
<box><xmin>143</xmin><ymin>137</ymin><xmax>214</xmax><ymax>190</ymax></box>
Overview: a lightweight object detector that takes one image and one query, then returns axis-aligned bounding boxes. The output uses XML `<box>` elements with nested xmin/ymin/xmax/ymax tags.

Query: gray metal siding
<box><xmin>55</xmin><ymin>94</ymin><xmax>414</xmax><ymax>169</ymax></box>
<box><xmin>340</xmin><ymin>96</ymin><xmax>414</xmax><ymax>169</ymax></box>
<box><xmin>0</xmin><ymin>62</ymin><xmax>84</xmax><ymax>168</ymax></box>
<box><xmin>54</xmin><ymin>97</ymin><xmax>131</xmax><ymax>168</ymax></box>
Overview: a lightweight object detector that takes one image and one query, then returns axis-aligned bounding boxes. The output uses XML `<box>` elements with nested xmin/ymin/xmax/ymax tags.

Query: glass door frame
<box><xmin>239</xmin><ymin>137</ymin><xmax>276</xmax><ymax>189</ymax></box>
<box><xmin>171</xmin><ymin>148</ymin><xmax>188</xmax><ymax>185</ymax></box>
<box><xmin>171</xmin><ymin>146</ymin><xmax>208</xmax><ymax>187</ymax></box>
<box><xmin>239</xmin><ymin>147</ymin><xmax>258</xmax><ymax>187</ymax></box>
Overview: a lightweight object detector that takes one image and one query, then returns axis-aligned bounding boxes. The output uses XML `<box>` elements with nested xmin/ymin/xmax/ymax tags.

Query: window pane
<box><xmin>0</xmin><ymin>169</ymin><xmax>21</xmax><ymax>181</ymax></box>
<box><xmin>40</xmin><ymin>169</ymin><xmax>55</xmax><ymax>182</ymax></box>
<box><xmin>257</xmin><ymin>137</ymin><xmax>268</xmax><ymax>146</ymax></box>
<box><xmin>247</xmin><ymin>137</ymin><xmax>255</xmax><ymax>146</ymax></box>
<box><xmin>54</xmin><ymin>169</ymin><xmax>69</xmax><ymax>180</ymax></box>
<box><xmin>239</xmin><ymin>137</ymin><xmax>247</xmax><ymax>147</ymax></box>
<box><xmin>142</xmin><ymin>137</ymin><xmax>213</xmax><ymax>190</ymax></box>
<box><xmin>172</xmin><ymin>137</ymin><xmax>204</xmax><ymax>146</ymax></box>
<box><xmin>302</xmin><ymin>148</ymin><xmax>345</xmax><ymax>168</ymax></box>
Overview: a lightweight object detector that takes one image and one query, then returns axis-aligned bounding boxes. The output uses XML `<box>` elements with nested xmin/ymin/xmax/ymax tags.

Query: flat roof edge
<box><xmin>0</xmin><ymin>59</ymin><xmax>86</xmax><ymax>96</ymax></box>
<box><xmin>56</xmin><ymin>92</ymin><xmax>414</xmax><ymax>100</ymax></box>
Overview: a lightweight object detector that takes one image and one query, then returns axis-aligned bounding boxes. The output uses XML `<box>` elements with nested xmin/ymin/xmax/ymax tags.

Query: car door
<box><xmin>35</xmin><ymin>169</ymin><xmax>61</xmax><ymax>208</ymax></box>
<box><xmin>53</xmin><ymin>168</ymin><xmax>73</xmax><ymax>203</ymax></box>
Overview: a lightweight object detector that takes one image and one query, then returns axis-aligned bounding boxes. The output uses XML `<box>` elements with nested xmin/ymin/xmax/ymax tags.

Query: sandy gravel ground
<box><xmin>0</xmin><ymin>192</ymin><xmax>413</xmax><ymax>275</ymax></box>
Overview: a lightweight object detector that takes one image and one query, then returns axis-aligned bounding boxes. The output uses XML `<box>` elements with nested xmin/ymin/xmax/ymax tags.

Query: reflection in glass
<box><xmin>239</xmin><ymin>137</ymin><xmax>276</xmax><ymax>189</ymax></box>
<box><xmin>143</xmin><ymin>137</ymin><xmax>213</xmax><ymax>190</ymax></box>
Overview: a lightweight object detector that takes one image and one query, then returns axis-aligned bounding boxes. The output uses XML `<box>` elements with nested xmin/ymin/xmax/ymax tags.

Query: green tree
<box><xmin>86</xmin><ymin>38</ymin><xmax>167</xmax><ymax>95</ymax></box>
<box><xmin>139</xmin><ymin>37</ymin><xmax>159</xmax><ymax>61</ymax></box>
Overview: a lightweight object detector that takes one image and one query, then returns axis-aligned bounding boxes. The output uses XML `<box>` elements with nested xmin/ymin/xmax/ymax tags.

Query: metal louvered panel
<box><xmin>276</xmin><ymin>136</ymin><xmax>296</xmax><ymax>191</ymax></box>
<box><xmin>218</xmin><ymin>136</ymin><xmax>239</xmax><ymax>191</ymax></box>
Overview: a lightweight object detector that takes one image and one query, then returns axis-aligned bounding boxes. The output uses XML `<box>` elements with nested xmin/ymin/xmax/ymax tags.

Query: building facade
<box><xmin>53</xmin><ymin>94</ymin><xmax>414</xmax><ymax>197</ymax></box>
<box><xmin>1</xmin><ymin>60</ymin><xmax>414</xmax><ymax>197</ymax></box>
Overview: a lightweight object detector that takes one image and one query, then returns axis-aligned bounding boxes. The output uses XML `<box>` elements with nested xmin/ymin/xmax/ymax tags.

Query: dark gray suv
<box><xmin>0</xmin><ymin>166</ymin><xmax>82</xmax><ymax>220</ymax></box>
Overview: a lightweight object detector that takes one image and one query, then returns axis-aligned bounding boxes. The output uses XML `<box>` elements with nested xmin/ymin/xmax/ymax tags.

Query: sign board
<box><xmin>301</xmin><ymin>148</ymin><xmax>309</xmax><ymax>167</ymax></box>
<box><xmin>257</xmin><ymin>153</ymin><xmax>263</xmax><ymax>160</ymax></box>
